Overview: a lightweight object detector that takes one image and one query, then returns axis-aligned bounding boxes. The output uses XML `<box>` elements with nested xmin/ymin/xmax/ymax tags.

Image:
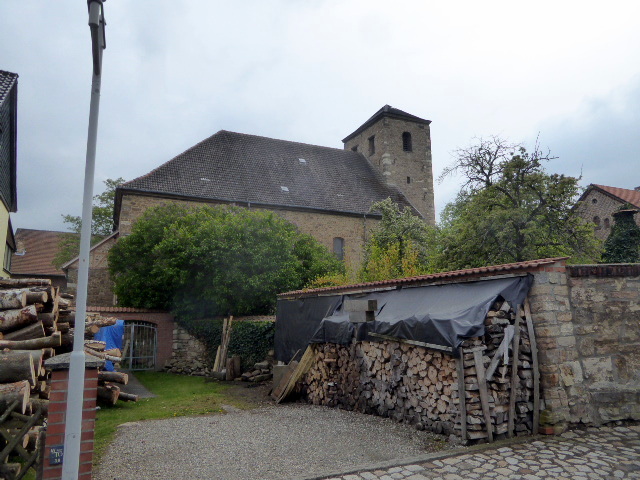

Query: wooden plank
<box><xmin>456</xmin><ymin>347</ymin><xmax>467</xmax><ymax>442</ymax></box>
<box><xmin>524</xmin><ymin>298</ymin><xmax>540</xmax><ymax>433</ymax></box>
<box><xmin>485</xmin><ymin>325</ymin><xmax>514</xmax><ymax>381</ymax></box>
<box><xmin>367</xmin><ymin>332</ymin><xmax>453</xmax><ymax>353</ymax></box>
<box><xmin>271</xmin><ymin>361</ymin><xmax>299</xmax><ymax>400</ymax></box>
<box><xmin>508</xmin><ymin>309</ymin><xmax>522</xmax><ymax>438</ymax></box>
<box><xmin>276</xmin><ymin>345</ymin><xmax>315</xmax><ymax>404</ymax></box>
<box><xmin>472</xmin><ymin>349</ymin><xmax>493</xmax><ymax>442</ymax></box>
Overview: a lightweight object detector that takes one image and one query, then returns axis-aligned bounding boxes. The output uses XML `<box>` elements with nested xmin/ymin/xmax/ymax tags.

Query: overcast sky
<box><xmin>2</xmin><ymin>1</ymin><xmax>640</xmax><ymax>232</ymax></box>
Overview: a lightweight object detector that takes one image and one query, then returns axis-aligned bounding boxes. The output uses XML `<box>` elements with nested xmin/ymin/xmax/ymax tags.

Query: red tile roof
<box><xmin>279</xmin><ymin>257</ymin><xmax>568</xmax><ymax>299</ymax></box>
<box><xmin>593</xmin><ymin>184</ymin><xmax>640</xmax><ymax>208</ymax></box>
<box><xmin>11</xmin><ymin>229</ymin><xmax>73</xmax><ymax>277</ymax></box>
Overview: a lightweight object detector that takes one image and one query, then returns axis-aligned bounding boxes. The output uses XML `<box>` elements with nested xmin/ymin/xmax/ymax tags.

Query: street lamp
<box><xmin>61</xmin><ymin>2</ymin><xmax>106</xmax><ymax>478</ymax></box>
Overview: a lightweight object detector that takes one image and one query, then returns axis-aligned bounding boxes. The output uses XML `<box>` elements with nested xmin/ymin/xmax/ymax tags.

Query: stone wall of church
<box><xmin>117</xmin><ymin>193</ymin><xmax>378</xmax><ymax>268</ymax></box>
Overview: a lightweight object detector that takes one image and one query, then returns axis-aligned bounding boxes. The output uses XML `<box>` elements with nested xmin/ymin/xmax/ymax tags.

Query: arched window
<box><xmin>402</xmin><ymin>132</ymin><xmax>412</xmax><ymax>152</ymax></box>
<box><xmin>333</xmin><ymin>237</ymin><xmax>345</xmax><ymax>261</ymax></box>
<box><xmin>604</xmin><ymin>218</ymin><xmax>610</xmax><ymax>229</ymax></box>
<box><xmin>593</xmin><ymin>216</ymin><xmax>601</xmax><ymax>228</ymax></box>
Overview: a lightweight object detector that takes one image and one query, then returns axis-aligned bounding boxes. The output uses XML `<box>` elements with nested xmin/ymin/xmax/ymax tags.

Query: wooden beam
<box><xmin>508</xmin><ymin>309</ymin><xmax>522</xmax><ymax>438</ymax></box>
<box><xmin>473</xmin><ymin>349</ymin><xmax>494</xmax><ymax>443</ymax></box>
<box><xmin>456</xmin><ymin>347</ymin><xmax>467</xmax><ymax>442</ymax></box>
<box><xmin>485</xmin><ymin>325</ymin><xmax>514</xmax><ymax>381</ymax></box>
<box><xmin>367</xmin><ymin>333</ymin><xmax>453</xmax><ymax>353</ymax></box>
<box><xmin>524</xmin><ymin>298</ymin><xmax>540</xmax><ymax>433</ymax></box>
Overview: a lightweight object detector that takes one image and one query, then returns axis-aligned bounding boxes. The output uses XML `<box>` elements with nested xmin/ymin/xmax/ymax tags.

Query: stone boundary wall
<box><xmin>164</xmin><ymin>316</ymin><xmax>276</xmax><ymax>375</ymax></box>
<box><xmin>526</xmin><ymin>261</ymin><xmax>640</xmax><ymax>432</ymax></box>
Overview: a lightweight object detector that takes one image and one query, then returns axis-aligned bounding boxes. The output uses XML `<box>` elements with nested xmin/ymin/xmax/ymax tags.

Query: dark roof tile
<box><xmin>0</xmin><ymin>70</ymin><xmax>18</xmax><ymax>106</ymax></box>
<box><xmin>120</xmin><ymin>130</ymin><xmax>414</xmax><ymax>216</ymax></box>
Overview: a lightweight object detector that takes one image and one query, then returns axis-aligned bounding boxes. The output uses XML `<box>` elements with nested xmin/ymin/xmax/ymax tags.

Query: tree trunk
<box><xmin>98</xmin><ymin>371</ymin><xmax>128</xmax><ymax>385</ymax></box>
<box><xmin>118</xmin><ymin>391</ymin><xmax>138</xmax><ymax>402</ymax></box>
<box><xmin>0</xmin><ymin>278</ymin><xmax>51</xmax><ymax>288</ymax></box>
<box><xmin>0</xmin><ymin>289</ymin><xmax>27</xmax><ymax>310</ymax></box>
<box><xmin>0</xmin><ymin>331</ymin><xmax>62</xmax><ymax>350</ymax></box>
<box><xmin>25</xmin><ymin>290</ymin><xmax>48</xmax><ymax>305</ymax></box>
<box><xmin>0</xmin><ymin>380</ymin><xmax>30</xmax><ymax>414</ymax></box>
<box><xmin>0</xmin><ymin>305</ymin><xmax>38</xmax><ymax>333</ymax></box>
<box><xmin>0</xmin><ymin>351</ymin><xmax>36</xmax><ymax>386</ymax></box>
<box><xmin>3</xmin><ymin>321</ymin><xmax>45</xmax><ymax>341</ymax></box>
<box><xmin>97</xmin><ymin>385</ymin><xmax>120</xmax><ymax>405</ymax></box>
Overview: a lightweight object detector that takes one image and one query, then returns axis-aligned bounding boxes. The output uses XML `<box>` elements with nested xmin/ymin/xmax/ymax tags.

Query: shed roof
<box><xmin>279</xmin><ymin>257</ymin><xmax>568</xmax><ymax>299</ymax></box>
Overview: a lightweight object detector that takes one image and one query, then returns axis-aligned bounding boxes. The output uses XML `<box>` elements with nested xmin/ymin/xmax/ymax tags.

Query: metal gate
<box><xmin>122</xmin><ymin>320</ymin><xmax>157</xmax><ymax>370</ymax></box>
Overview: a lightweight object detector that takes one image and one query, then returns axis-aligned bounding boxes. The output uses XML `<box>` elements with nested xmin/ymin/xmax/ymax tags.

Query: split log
<box><xmin>117</xmin><ymin>391</ymin><xmax>138</xmax><ymax>402</ymax></box>
<box><xmin>0</xmin><ymin>331</ymin><xmax>61</xmax><ymax>350</ymax></box>
<box><xmin>85</xmin><ymin>340</ymin><xmax>106</xmax><ymax>351</ymax></box>
<box><xmin>26</xmin><ymin>426</ymin><xmax>44</xmax><ymax>451</ymax></box>
<box><xmin>85</xmin><ymin>316</ymin><xmax>117</xmax><ymax>335</ymax></box>
<box><xmin>0</xmin><ymin>305</ymin><xmax>38</xmax><ymax>333</ymax></box>
<box><xmin>97</xmin><ymin>385</ymin><xmax>120</xmax><ymax>405</ymax></box>
<box><xmin>56</xmin><ymin>322</ymin><xmax>70</xmax><ymax>334</ymax></box>
<box><xmin>98</xmin><ymin>371</ymin><xmax>128</xmax><ymax>385</ymax></box>
<box><xmin>0</xmin><ymin>381</ymin><xmax>30</xmax><ymax>414</ymax></box>
<box><xmin>84</xmin><ymin>348</ymin><xmax>120</xmax><ymax>363</ymax></box>
<box><xmin>3</xmin><ymin>321</ymin><xmax>45</xmax><ymax>341</ymax></box>
<box><xmin>60</xmin><ymin>293</ymin><xmax>74</xmax><ymax>300</ymax></box>
<box><xmin>104</xmin><ymin>348</ymin><xmax>122</xmax><ymax>358</ymax></box>
<box><xmin>37</xmin><ymin>312</ymin><xmax>58</xmax><ymax>328</ymax></box>
<box><xmin>0</xmin><ymin>278</ymin><xmax>51</xmax><ymax>288</ymax></box>
<box><xmin>0</xmin><ymin>289</ymin><xmax>27</xmax><ymax>310</ymax></box>
<box><xmin>0</xmin><ymin>351</ymin><xmax>36</xmax><ymax>386</ymax></box>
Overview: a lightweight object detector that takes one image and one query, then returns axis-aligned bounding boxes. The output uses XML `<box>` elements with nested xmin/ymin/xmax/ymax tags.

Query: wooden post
<box><xmin>508</xmin><ymin>309</ymin><xmax>522</xmax><ymax>438</ymax></box>
<box><xmin>456</xmin><ymin>347</ymin><xmax>467</xmax><ymax>441</ymax></box>
<box><xmin>472</xmin><ymin>348</ymin><xmax>493</xmax><ymax>443</ymax></box>
<box><xmin>524</xmin><ymin>299</ymin><xmax>540</xmax><ymax>433</ymax></box>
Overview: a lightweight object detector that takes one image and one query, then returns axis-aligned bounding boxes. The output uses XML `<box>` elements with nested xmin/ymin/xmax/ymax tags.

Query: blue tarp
<box><xmin>94</xmin><ymin>319</ymin><xmax>125</xmax><ymax>371</ymax></box>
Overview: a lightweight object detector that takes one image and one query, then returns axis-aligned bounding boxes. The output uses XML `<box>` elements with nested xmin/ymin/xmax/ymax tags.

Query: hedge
<box><xmin>177</xmin><ymin>317</ymin><xmax>275</xmax><ymax>372</ymax></box>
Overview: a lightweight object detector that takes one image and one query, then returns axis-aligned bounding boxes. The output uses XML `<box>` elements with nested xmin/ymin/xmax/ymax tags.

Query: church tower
<box><xmin>342</xmin><ymin>105</ymin><xmax>436</xmax><ymax>224</ymax></box>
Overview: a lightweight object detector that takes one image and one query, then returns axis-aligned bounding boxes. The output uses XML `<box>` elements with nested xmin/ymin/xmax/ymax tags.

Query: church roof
<box><xmin>116</xmin><ymin>130</ymin><xmax>415</xmax><ymax>222</ymax></box>
<box><xmin>342</xmin><ymin>104</ymin><xmax>431</xmax><ymax>143</ymax></box>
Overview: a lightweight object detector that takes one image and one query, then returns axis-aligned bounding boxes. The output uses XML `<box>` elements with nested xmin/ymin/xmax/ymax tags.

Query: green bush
<box><xmin>178</xmin><ymin>317</ymin><xmax>275</xmax><ymax>372</ymax></box>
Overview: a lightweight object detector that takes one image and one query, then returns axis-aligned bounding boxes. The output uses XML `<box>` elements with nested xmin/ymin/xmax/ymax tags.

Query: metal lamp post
<box><xmin>61</xmin><ymin>2</ymin><xmax>106</xmax><ymax>478</ymax></box>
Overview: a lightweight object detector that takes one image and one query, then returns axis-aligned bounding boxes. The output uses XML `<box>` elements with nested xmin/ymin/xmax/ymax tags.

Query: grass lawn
<box><xmin>94</xmin><ymin>372</ymin><xmax>254</xmax><ymax>463</ymax></box>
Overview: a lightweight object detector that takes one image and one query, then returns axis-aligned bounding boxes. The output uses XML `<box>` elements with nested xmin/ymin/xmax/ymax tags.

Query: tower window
<box><xmin>351</xmin><ymin>145</ymin><xmax>358</xmax><ymax>152</ymax></box>
<box><xmin>333</xmin><ymin>237</ymin><xmax>345</xmax><ymax>261</ymax></box>
<box><xmin>407</xmin><ymin>177</ymin><xmax>411</xmax><ymax>184</ymax></box>
<box><xmin>402</xmin><ymin>132</ymin><xmax>412</xmax><ymax>152</ymax></box>
<box><xmin>593</xmin><ymin>216</ymin><xmax>601</xmax><ymax>228</ymax></box>
<box><xmin>368</xmin><ymin>136</ymin><xmax>375</xmax><ymax>155</ymax></box>
<box><xmin>604</xmin><ymin>218</ymin><xmax>610</xmax><ymax>228</ymax></box>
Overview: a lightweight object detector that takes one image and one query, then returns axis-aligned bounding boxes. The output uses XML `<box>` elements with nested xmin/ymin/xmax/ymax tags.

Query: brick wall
<box><xmin>86</xmin><ymin>308</ymin><xmax>175</xmax><ymax>371</ymax></box>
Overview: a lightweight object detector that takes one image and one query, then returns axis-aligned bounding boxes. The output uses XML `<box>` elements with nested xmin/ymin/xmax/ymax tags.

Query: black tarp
<box><xmin>275</xmin><ymin>275</ymin><xmax>532</xmax><ymax>362</ymax></box>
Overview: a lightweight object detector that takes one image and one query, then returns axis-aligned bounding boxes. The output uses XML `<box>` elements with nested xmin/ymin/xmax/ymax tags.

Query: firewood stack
<box><xmin>303</xmin><ymin>298</ymin><xmax>536</xmax><ymax>444</ymax></box>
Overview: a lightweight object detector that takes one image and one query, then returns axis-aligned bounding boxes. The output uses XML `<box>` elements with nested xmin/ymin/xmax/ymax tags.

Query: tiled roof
<box><xmin>279</xmin><ymin>257</ymin><xmax>568</xmax><ymax>298</ymax></box>
<box><xmin>11</xmin><ymin>229</ymin><xmax>72</xmax><ymax>277</ymax></box>
<box><xmin>118</xmin><ymin>130</ymin><xmax>414</xmax><ymax>218</ymax></box>
<box><xmin>342</xmin><ymin>104</ymin><xmax>431</xmax><ymax>143</ymax></box>
<box><xmin>0</xmin><ymin>70</ymin><xmax>18</xmax><ymax>106</ymax></box>
<box><xmin>592</xmin><ymin>184</ymin><xmax>640</xmax><ymax>208</ymax></box>
<box><xmin>87</xmin><ymin>306</ymin><xmax>168</xmax><ymax>313</ymax></box>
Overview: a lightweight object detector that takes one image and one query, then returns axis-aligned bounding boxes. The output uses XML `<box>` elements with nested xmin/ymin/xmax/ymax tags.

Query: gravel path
<box><xmin>94</xmin><ymin>404</ymin><xmax>451</xmax><ymax>480</ymax></box>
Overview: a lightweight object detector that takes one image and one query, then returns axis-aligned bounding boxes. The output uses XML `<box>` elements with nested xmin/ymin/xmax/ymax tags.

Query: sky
<box><xmin>2</xmin><ymin>0</ymin><xmax>640</xmax><ymax>232</ymax></box>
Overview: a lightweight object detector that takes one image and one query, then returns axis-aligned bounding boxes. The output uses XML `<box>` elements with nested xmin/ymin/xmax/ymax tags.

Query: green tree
<box><xmin>602</xmin><ymin>207</ymin><xmax>640</xmax><ymax>263</ymax></box>
<box><xmin>53</xmin><ymin>178</ymin><xmax>125</xmax><ymax>268</ymax></box>
<box><xmin>359</xmin><ymin>198</ymin><xmax>439</xmax><ymax>282</ymax></box>
<box><xmin>438</xmin><ymin>138</ymin><xmax>601</xmax><ymax>269</ymax></box>
<box><xmin>108</xmin><ymin>204</ymin><xmax>344</xmax><ymax>317</ymax></box>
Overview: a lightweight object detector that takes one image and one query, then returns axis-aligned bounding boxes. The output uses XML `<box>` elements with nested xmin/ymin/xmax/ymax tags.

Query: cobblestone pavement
<box><xmin>315</xmin><ymin>424</ymin><xmax>640</xmax><ymax>480</ymax></box>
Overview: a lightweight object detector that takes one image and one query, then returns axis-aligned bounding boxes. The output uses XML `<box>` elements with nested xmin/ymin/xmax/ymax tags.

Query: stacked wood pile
<box><xmin>240</xmin><ymin>360</ymin><xmax>273</xmax><ymax>382</ymax></box>
<box><xmin>303</xmin><ymin>298</ymin><xmax>538</xmax><ymax>444</ymax></box>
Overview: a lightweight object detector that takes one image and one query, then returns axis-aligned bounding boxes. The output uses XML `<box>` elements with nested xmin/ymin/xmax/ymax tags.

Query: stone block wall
<box><xmin>528</xmin><ymin>261</ymin><xmax>640</xmax><ymax>430</ymax></box>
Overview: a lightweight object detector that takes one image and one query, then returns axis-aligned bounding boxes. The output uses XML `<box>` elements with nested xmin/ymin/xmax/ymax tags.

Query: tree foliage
<box><xmin>359</xmin><ymin>198</ymin><xmax>438</xmax><ymax>282</ymax></box>
<box><xmin>53</xmin><ymin>178</ymin><xmax>125</xmax><ymax>268</ymax></box>
<box><xmin>438</xmin><ymin>138</ymin><xmax>601</xmax><ymax>269</ymax></box>
<box><xmin>602</xmin><ymin>207</ymin><xmax>640</xmax><ymax>263</ymax></box>
<box><xmin>108</xmin><ymin>204</ymin><xmax>344</xmax><ymax>317</ymax></box>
